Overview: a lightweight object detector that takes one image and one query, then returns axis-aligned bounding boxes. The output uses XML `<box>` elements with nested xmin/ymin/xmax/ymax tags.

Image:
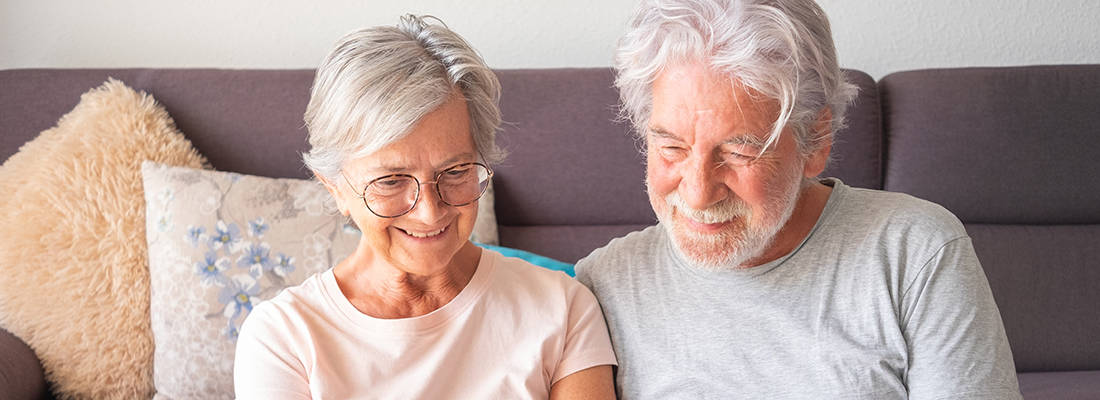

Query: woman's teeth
<box><xmin>406</xmin><ymin>227</ymin><xmax>445</xmax><ymax>238</ymax></box>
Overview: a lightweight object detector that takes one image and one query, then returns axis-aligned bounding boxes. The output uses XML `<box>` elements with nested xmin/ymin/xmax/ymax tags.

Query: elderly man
<box><xmin>575</xmin><ymin>0</ymin><xmax>1022</xmax><ymax>398</ymax></box>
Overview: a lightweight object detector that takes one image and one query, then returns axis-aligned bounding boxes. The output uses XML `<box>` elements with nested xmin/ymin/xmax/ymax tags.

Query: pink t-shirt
<box><xmin>234</xmin><ymin>248</ymin><xmax>617</xmax><ymax>399</ymax></box>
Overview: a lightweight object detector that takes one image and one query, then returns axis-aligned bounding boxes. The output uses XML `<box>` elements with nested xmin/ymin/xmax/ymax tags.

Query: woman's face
<box><xmin>327</xmin><ymin>92</ymin><xmax>480</xmax><ymax>276</ymax></box>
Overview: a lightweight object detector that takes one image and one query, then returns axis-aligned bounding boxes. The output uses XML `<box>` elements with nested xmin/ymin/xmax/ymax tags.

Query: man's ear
<box><xmin>315</xmin><ymin>171</ymin><xmax>350</xmax><ymax>217</ymax></box>
<box><xmin>803</xmin><ymin>107</ymin><xmax>833</xmax><ymax>178</ymax></box>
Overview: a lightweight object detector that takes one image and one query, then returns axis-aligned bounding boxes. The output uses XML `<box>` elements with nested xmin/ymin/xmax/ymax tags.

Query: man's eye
<box><xmin>726</xmin><ymin>151</ymin><xmax>754</xmax><ymax>160</ymax></box>
<box><xmin>730</xmin><ymin>149</ymin><xmax>756</xmax><ymax>159</ymax></box>
<box><xmin>659</xmin><ymin>146</ymin><xmax>688</xmax><ymax>160</ymax></box>
<box><xmin>721</xmin><ymin>150</ymin><xmax>760</xmax><ymax>167</ymax></box>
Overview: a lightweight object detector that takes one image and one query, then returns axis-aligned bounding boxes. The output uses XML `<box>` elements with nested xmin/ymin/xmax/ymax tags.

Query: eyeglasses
<box><xmin>341</xmin><ymin>162</ymin><xmax>493</xmax><ymax>218</ymax></box>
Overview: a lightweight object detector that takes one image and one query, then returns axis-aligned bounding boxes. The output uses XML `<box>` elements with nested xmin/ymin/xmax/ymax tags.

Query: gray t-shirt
<box><xmin>576</xmin><ymin>179</ymin><xmax>1021</xmax><ymax>399</ymax></box>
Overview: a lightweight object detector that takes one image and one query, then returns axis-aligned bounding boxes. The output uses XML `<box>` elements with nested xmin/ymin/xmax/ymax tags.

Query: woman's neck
<box><xmin>334</xmin><ymin>242</ymin><xmax>481</xmax><ymax>319</ymax></box>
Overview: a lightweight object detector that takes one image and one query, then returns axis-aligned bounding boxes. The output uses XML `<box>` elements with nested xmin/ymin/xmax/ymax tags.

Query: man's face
<box><xmin>645</xmin><ymin>62</ymin><xmax>821</xmax><ymax>269</ymax></box>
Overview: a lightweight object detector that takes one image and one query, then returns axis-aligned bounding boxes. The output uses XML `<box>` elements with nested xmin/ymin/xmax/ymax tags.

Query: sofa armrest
<box><xmin>0</xmin><ymin>327</ymin><xmax>47</xmax><ymax>400</ymax></box>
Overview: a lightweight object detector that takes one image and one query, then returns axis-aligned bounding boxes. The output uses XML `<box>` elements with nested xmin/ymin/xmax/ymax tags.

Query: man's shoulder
<box><xmin>574</xmin><ymin>225</ymin><xmax>662</xmax><ymax>286</ymax></box>
<box><xmin>837</xmin><ymin>185</ymin><xmax>967</xmax><ymax>240</ymax></box>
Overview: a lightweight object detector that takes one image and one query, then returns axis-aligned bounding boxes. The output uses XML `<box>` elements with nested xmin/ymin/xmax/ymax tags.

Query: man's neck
<box><xmin>742</xmin><ymin>179</ymin><xmax>833</xmax><ymax>268</ymax></box>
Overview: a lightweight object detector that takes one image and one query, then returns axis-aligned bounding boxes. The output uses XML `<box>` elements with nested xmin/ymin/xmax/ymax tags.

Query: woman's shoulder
<box><xmin>243</xmin><ymin>270</ymin><xmax>332</xmax><ymax>331</ymax></box>
<box><xmin>483</xmin><ymin>249</ymin><xmax>593</xmax><ymax>305</ymax></box>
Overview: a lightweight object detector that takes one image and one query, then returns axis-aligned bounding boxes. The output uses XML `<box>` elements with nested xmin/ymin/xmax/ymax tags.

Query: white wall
<box><xmin>3</xmin><ymin>0</ymin><xmax>1098</xmax><ymax>79</ymax></box>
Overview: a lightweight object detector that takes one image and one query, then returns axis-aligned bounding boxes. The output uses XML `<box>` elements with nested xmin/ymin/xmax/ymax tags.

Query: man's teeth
<box><xmin>406</xmin><ymin>227</ymin><xmax>445</xmax><ymax>238</ymax></box>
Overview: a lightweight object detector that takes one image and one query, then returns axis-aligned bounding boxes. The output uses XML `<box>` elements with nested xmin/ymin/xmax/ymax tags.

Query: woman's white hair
<box><xmin>615</xmin><ymin>0</ymin><xmax>857</xmax><ymax>155</ymax></box>
<box><xmin>303</xmin><ymin>14</ymin><xmax>503</xmax><ymax>181</ymax></box>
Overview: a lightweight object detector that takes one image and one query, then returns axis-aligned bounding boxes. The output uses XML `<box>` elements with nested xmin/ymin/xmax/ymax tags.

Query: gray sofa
<box><xmin>1</xmin><ymin>66</ymin><xmax>1098</xmax><ymax>399</ymax></box>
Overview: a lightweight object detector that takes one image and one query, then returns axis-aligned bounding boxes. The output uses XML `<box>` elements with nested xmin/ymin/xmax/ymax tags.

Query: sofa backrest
<box><xmin>1</xmin><ymin>69</ymin><xmax>317</xmax><ymax>180</ymax></box>
<box><xmin>0</xmin><ymin>67</ymin><xmax>882</xmax><ymax>263</ymax></box>
<box><xmin>880</xmin><ymin>65</ymin><xmax>1100</xmax><ymax>372</ymax></box>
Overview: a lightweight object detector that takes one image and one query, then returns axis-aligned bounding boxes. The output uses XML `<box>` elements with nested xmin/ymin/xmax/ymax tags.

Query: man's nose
<box><xmin>678</xmin><ymin>155</ymin><xmax>727</xmax><ymax>210</ymax></box>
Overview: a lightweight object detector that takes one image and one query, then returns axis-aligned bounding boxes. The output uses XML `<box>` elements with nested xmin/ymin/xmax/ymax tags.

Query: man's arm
<box><xmin>900</xmin><ymin>237</ymin><xmax>1022</xmax><ymax>399</ymax></box>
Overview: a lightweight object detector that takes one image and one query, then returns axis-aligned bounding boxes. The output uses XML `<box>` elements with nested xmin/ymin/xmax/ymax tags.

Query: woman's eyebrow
<box><xmin>366</xmin><ymin>152</ymin><xmax>478</xmax><ymax>175</ymax></box>
<box><xmin>435</xmin><ymin>152</ymin><xmax>478</xmax><ymax>169</ymax></box>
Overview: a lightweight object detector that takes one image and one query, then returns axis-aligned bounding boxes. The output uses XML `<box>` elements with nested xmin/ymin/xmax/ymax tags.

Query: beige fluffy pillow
<box><xmin>0</xmin><ymin>79</ymin><xmax>207</xmax><ymax>399</ymax></box>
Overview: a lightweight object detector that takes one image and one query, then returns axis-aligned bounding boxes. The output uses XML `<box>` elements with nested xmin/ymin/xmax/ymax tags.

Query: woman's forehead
<box><xmin>348</xmin><ymin>149</ymin><xmax>478</xmax><ymax>176</ymax></box>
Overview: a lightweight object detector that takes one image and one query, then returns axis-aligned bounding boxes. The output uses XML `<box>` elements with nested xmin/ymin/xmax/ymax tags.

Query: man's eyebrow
<box><xmin>722</xmin><ymin>134</ymin><xmax>765</xmax><ymax>147</ymax></box>
<box><xmin>649</xmin><ymin>126</ymin><xmax>764</xmax><ymax>147</ymax></box>
<box><xmin>647</xmin><ymin>126</ymin><xmax>683</xmax><ymax>141</ymax></box>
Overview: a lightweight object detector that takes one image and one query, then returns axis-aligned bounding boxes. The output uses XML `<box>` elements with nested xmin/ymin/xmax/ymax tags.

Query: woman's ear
<box><xmin>315</xmin><ymin>171</ymin><xmax>350</xmax><ymax>217</ymax></box>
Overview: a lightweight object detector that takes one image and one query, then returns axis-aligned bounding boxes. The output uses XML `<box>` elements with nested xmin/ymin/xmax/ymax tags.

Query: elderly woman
<box><xmin>233</xmin><ymin>15</ymin><xmax>616</xmax><ymax>399</ymax></box>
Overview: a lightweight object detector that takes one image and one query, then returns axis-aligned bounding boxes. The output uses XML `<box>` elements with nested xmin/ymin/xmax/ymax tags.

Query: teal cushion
<box><xmin>475</xmin><ymin>243</ymin><xmax>575</xmax><ymax>277</ymax></box>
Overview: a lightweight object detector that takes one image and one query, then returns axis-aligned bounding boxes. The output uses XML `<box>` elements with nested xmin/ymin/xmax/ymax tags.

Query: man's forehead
<box><xmin>653</xmin><ymin>74</ymin><xmax>778</xmax><ymax>121</ymax></box>
<box><xmin>647</xmin><ymin>125</ymin><xmax>767</xmax><ymax>147</ymax></box>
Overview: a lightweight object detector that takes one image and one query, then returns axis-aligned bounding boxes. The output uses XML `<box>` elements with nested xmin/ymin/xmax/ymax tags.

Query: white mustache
<box><xmin>665</xmin><ymin>191</ymin><xmax>750</xmax><ymax>224</ymax></box>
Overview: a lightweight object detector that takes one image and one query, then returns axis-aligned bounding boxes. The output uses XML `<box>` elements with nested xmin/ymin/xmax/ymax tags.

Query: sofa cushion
<box><xmin>880</xmin><ymin>65</ymin><xmax>1100</xmax><ymax>375</ymax></box>
<box><xmin>0</xmin><ymin>328</ymin><xmax>46</xmax><ymax>400</ymax></box>
<box><xmin>1018</xmin><ymin>370</ymin><xmax>1100</xmax><ymax>400</ymax></box>
<box><xmin>0</xmin><ymin>79</ymin><xmax>206</xmax><ymax>399</ymax></box>
<box><xmin>142</xmin><ymin>162</ymin><xmax>358</xmax><ymax>399</ymax></box>
<box><xmin>498</xmin><ymin>224</ymin><xmax>652</xmax><ymax>263</ymax></box>
<box><xmin>880</xmin><ymin>65</ymin><xmax>1100</xmax><ymax>224</ymax></box>
<box><xmin>822</xmin><ymin>69</ymin><xmax>883</xmax><ymax>190</ymax></box>
<box><xmin>966</xmin><ymin>224</ymin><xmax>1100</xmax><ymax>372</ymax></box>
<box><xmin>494</xmin><ymin>68</ymin><xmax>652</xmax><ymax>227</ymax></box>
<box><xmin>476</xmin><ymin>243</ymin><xmax>575</xmax><ymax>276</ymax></box>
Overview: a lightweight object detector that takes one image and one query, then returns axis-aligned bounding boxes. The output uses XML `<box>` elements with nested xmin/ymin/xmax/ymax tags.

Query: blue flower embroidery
<box><xmin>209</xmin><ymin>221</ymin><xmax>242</xmax><ymax>253</ymax></box>
<box><xmin>196</xmin><ymin>251</ymin><xmax>230</xmax><ymax>286</ymax></box>
<box><xmin>248</xmin><ymin>217</ymin><xmax>269</xmax><ymax>237</ymax></box>
<box><xmin>186</xmin><ymin>226</ymin><xmax>206</xmax><ymax>247</ymax></box>
<box><xmin>225</xmin><ymin>323</ymin><xmax>241</xmax><ymax>341</ymax></box>
<box><xmin>156</xmin><ymin>212</ymin><xmax>172</xmax><ymax>233</ymax></box>
<box><xmin>273</xmin><ymin>253</ymin><xmax>295</xmax><ymax>277</ymax></box>
<box><xmin>237</xmin><ymin>242</ymin><xmax>273</xmax><ymax>278</ymax></box>
<box><xmin>219</xmin><ymin>274</ymin><xmax>260</xmax><ymax>320</ymax></box>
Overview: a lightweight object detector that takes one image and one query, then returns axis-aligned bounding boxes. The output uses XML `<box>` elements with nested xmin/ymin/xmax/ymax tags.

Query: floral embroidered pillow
<box><xmin>142</xmin><ymin>161</ymin><xmax>360</xmax><ymax>399</ymax></box>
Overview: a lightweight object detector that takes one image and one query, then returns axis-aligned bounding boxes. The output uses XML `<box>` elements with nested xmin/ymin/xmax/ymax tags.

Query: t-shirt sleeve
<box><xmin>899</xmin><ymin>237</ymin><xmax>1022</xmax><ymax>399</ymax></box>
<box><xmin>551</xmin><ymin>282</ymin><xmax>618</xmax><ymax>384</ymax></box>
<box><xmin>233</xmin><ymin>304</ymin><xmax>313</xmax><ymax>400</ymax></box>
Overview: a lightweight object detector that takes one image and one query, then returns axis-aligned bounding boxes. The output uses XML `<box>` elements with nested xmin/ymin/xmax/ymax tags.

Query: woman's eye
<box><xmin>445</xmin><ymin>167</ymin><xmax>470</xmax><ymax>177</ymax></box>
<box><xmin>368</xmin><ymin>178</ymin><xmax>412</xmax><ymax>196</ymax></box>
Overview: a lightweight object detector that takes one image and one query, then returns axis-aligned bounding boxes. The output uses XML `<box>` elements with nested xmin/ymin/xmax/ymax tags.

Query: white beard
<box><xmin>655</xmin><ymin>165</ymin><xmax>805</xmax><ymax>270</ymax></box>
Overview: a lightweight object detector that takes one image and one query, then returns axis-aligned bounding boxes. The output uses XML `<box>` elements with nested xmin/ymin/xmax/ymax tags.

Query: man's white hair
<box><xmin>303</xmin><ymin>14</ymin><xmax>503</xmax><ymax>181</ymax></box>
<box><xmin>615</xmin><ymin>0</ymin><xmax>857</xmax><ymax>156</ymax></box>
